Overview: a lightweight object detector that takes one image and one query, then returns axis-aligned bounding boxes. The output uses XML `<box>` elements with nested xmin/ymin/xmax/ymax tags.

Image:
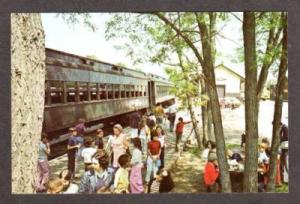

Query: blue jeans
<box><xmin>145</xmin><ymin>156</ymin><xmax>161</xmax><ymax>183</ymax></box>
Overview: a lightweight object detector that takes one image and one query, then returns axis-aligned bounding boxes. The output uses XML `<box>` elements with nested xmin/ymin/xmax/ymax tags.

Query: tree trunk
<box><xmin>197</xmin><ymin>13</ymin><xmax>232</xmax><ymax>192</ymax></box>
<box><xmin>267</xmin><ymin>13</ymin><xmax>287</xmax><ymax>192</ymax></box>
<box><xmin>243</xmin><ymin>12</ymin><xmax>259</xmax><ymax>192</ymax></box>
<box><xmin>187</xmin><ymin>94</ymin><xmax>203</xmax><ymax>150</ymax></box>
<box><xmin>11</xmin><ymin>13</ymin><xmax>45</xmax><ymax>194</ymax></box>
<box><xmin>207</xmin><ymin>91</ymin><xmax>214</xmax><ymax>141</ymax></box>
<box><xmin>200</xmin><ymin>79</ymin><xmax>208</xmax><ymax>146</ymax></box>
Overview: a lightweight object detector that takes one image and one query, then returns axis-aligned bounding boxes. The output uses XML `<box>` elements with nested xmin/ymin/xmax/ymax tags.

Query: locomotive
<box><xmin>43</xmin><ymin>48</ymin><xmax>175</xmax><ymax>144</ymax></box>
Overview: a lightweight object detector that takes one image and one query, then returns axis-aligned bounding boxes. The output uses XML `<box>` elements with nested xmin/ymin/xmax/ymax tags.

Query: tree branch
<box><xmin>152</xmin><ymin>12</ymin><xmax>204</xmax><ymax>66</ymax></box>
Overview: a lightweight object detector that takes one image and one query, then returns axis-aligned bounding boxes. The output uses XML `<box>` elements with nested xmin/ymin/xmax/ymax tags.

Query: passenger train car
<box><xmin>43</xmin><ymin>48</ymin><xmax>174</xmax><ymax>140</ymax></box>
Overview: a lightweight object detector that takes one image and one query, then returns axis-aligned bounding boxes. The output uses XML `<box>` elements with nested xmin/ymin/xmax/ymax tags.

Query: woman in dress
<box><xmin>110</xmin><ymin>124</ymin><xmax>129</xmax><ymax>170</ymax></box>
<box><xmin>130</xmin><ymin>137</ymin><xmax>144</xmax><ymax>193</ymax></box>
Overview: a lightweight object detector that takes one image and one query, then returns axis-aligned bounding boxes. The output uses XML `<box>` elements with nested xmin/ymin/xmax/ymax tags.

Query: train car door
<box><xmin>148</xmin><ymin>81</ymin><xmax>156</xmax><ymax>108</ymax></box>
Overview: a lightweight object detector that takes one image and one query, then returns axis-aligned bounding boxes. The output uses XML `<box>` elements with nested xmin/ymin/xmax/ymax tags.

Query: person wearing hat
<box><xmin>67</xmin><ymin>127</ymin><xmax>81</xmax><ymax>179</ymax></box>
<box><xmin>109</xmin><ymin>124</ymin><xmax>129</xmax><ymax>169</ymax></box>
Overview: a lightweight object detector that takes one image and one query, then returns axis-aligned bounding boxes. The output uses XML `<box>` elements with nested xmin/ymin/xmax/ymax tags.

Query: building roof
<box><xmin>215</xmin><ymin>64</ymin><xmax>245</xmax><ymax>81</ymax></box>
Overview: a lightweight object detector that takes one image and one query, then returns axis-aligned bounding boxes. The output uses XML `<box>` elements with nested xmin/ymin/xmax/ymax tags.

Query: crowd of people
<box><xmin>35</xmin><ymin>103</ymin><xmax>191</xmax><ymax>194</ymax></box>
<box><xmin>34</xmin><ymin>102</ymin><xmax>288</xmax><ymax>194</ymax></box>
<box><xmin>202</xmin><ymin>122</ymin><xmax>289</xmax><ymax>192</ymax></box>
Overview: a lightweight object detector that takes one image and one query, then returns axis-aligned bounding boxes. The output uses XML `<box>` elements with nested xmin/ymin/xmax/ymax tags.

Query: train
<box><xmin>43</xmin><ymin>48</ymin><xmax>175</xmax><ymax>143</ymax></box>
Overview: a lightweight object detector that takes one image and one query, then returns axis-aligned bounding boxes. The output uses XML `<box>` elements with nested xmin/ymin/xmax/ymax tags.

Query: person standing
<box><xmin>110</xmin><ymin>124</ymin><xmax>129</xmax><ymax>170</ymax></box>
<box><xmin>155</xmin><ymin>125</ymin><xmax>167</xmax><ymax>169</ymax></box>
<box><xmin>167</xmin><ymin>104</ymin><xmax>177</xmax><ymax>132</ymax></box>
<box><xmin>175</xmin><ymin>117</ymin><xmax>192</xmax><ymax>151</ymax></box>
<box><xmin>278</xmin><ymin>122</ymin><xmax>288</xmax><ymax>183</ymax></box>
<box><xmin>130</xmin><ymin>109</ymin><xmax>141</xmax><ymax>140</ymax></box>
<box><xmin>130</xmin><ymin>138</ymin><xmax>144</xmax><ymax>193</ymax></box>
<box><xmin>95</xmin><ymin>128</ymin><xmax>104</xmax><ymax>150</ymax></box>
<box><xmin>81</xmin><ymin>137</ymin><xmax>98</xmax><ymax>171</ymax></box>
<box><xmin>113</xmin><ymin>154</ymin><xmax>131</xmax><ymax>193</ymax></box>
<box><xmin>154</xmin><ymin>104</ymin><xmax>165</xmax><ymax>125</ymax></box>
<box><xmin>138</xmin><ymin>119</ymin><xmax>151</xmax><ymax>155</ymax></box>
<box><xmin>35</xmin><ymin>133</ymin><xmax>51</xmax><ymax>192</ymax></box>
<box><xmin>67</xmin><ymin>127</ymin><xmax>81</xmax><ymax>179</ymax></box>
<box><xmin>145</xmin><ymin>134</ymin><xmax>161</xmax><ymax>185</ymax></box>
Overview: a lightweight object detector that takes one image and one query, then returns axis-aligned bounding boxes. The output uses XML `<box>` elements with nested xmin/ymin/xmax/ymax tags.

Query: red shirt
<box><xmin>204</xmin><ymin>162</ymin><xmax>219</xmax><ymax>185</ymax></box>
<box><xmin>175</xmin><ymin>122</ymin><xmax>189</xmax><ymax>133</ymax></box>
<box><xmin>148</xmin><ymin>140</ymin><xmax>161</xmax><ymax>155</ymax></box>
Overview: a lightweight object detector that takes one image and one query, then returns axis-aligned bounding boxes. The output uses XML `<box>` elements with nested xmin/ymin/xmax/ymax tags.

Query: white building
<box><xmin>215</xmin><ymin>64</ymin><xmax>245</xmax><ymax>99</ymax></box>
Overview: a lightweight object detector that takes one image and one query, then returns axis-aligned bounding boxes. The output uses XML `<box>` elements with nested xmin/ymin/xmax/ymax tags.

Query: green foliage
<box><xmin>275</xmin><ymin>183</ymin><xmax>288</xmax><ymax>193</ymax></box>
<box><xmin>56</xmin><ymin>13</ymin><xmax>97</xmax><ymax>32</ymax></box>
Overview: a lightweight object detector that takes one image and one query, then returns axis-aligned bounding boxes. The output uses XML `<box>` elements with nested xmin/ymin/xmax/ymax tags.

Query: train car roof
<box><xmin>46</xmin><ymin>48</ymin><xmax>148</xmax><ymax>79</ymax></box>
<box><xmin>46</xmin><ymin>48</ymin><xmax>172</xmax><ymax>84</ymax></box>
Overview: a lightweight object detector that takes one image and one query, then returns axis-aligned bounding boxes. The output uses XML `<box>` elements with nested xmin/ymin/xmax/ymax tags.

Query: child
<box><xmin>175</xmin><ymin>117</ymin><xmax>192</xmax><ymax>151</ymax></box>
<box><xmin>35</xmin><ymin>133</ymin><xmax>51</xmax><ymax>192</ymax></box>
<box><xmin>149</xmin><ymin>169</ymin><xmax>174</xmax><ymax>193</ymax></box>
<box><xmin>113</xmin><ymin>154</ymin><xmax>131</xmax><ymax>193</ymax></box>
<box><xmin>258</xmin><ymin>143</ymin><xmax>269</xmax><ymax>164</ymax></box>
<box><xmin>130</xmin><ymin>138</ymin><xmax>144</xmax><ymax>193</ymax></box>
<box><xmin>95</xmin><ymin>128</ymin><xmax>104</xmax><ymax>150</ymax></box>
<box><xmin>202</xmin><ymin>140</ymin><xmax>215</xmax><ymax>161</ymax></box>
<box><xmin>145</xmin><ymin>134</ymin><xmax>161</xmax><ymax>185</ymax></box>
<box><xmin>155</xmin><ymin>125</ymin><xmax>167</xmax><ymax>169</ymax></box>
<box><xmin>159</xmin><ymin>169</ymin><xmax>175</xmax><ymax>193</ymax></box>
<box><xmin>138</xmin><ymin>119</ymin><xmax>151</xmax><ymax>155</ymax></box>
<box><xmin>79</xmin><ymin>153</ymin><xmax>113</xmax><ymax>194</ymax></box>
<box><xmin>58</xmin><ymin>169</ymin><xmax>79</xmax><ymax>194</ymax></box>
<box><xmin>203</xmin><ymin>154</ymin><xmax>220</xmax><ymax>192</ymax></box>
<box><xmin>67</xmin><ymin>127</ymin><xmax>80</xmax><ymax>179</ymax></box>
<box><xmin>81</xmin><ymin>137</ymin><xmax>98</xmax><ymax>171</ymax></box>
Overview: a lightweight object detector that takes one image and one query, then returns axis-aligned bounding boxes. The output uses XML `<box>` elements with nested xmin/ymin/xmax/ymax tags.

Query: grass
<box><xmin>226</xmin><ymin>143</ymin><xmax>241</xmax><ymax>150</ymax></box>
<box><xmin>275</xmin><ymin>183</ymin><xmax>289</xmax><ymax>193</ymax></box>
<box><xmin>185</xmin><ymin>146</ymin><xmax>201</xmax><ymax>157</ymax></box>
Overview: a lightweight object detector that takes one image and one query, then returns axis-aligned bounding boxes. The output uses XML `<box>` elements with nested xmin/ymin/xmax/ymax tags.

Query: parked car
<box><xmin>224</xmin><ymin>97</ymin><xmax>241</xmax><ymax>109</ymax></box>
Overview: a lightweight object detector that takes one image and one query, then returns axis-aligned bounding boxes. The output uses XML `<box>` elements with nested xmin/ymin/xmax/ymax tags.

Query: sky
<box><xmin>41</xmin><ymin>13</ymin><xmax>244</xmax><ymax>78</ymax></box>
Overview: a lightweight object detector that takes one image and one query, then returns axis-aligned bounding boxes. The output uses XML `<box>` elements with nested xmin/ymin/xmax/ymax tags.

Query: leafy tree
<box><xmin>242</xmin><ymin>12</ymin><xmax>285</xmax><ymax>192</ymax></box>
<box><xmin>105</xmin><ymin>12</ymin><xmax>232</xmax><ymax>192</ymax></box>
<box><xmin>267</xmin><ymin>12</ymin><xmax>288</xmax><ymax>192</ymax></box>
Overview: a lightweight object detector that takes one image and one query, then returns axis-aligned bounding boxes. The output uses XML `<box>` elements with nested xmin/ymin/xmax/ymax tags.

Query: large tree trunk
<box><xmin>243</xmin><ymin>12</ymin><xmax>259</xmax><ymax>192</ymax></box>
<box><xmin>200</xmin><ymin>79</ymin><xmax>208</xmax><ymax>146</ymax></box>
<box><xmin>197</xmin><ymin>13</ymin><xmax>232</xmax><ymax>192</ymax></box>
<box><xmin>206</xmin><ymin>91</ymin><xmax>214</xmax><ymax>141</ymax></box>
<box><xmin>11</xmin><ymin>13</ymin><xmax>45</xmax><ymax>194</ymax></box>
<box><xmin>267</xmin><ymin>13</ymin><xmax>287</xmax><ymax>192</ymax></box>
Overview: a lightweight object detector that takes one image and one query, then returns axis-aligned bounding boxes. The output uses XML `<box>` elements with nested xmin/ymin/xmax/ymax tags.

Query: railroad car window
<box><xmin>45</xmin><ymin>81</ymin><xmax>51</xmax><ymax>105</ymax></box>
<box><xmin>49</xmin><ymin>81</ymin><xmax>63</xmax><ymax>104</ymax></box>
<box><xmin>114</xmin><ymin>84</ymin><xmax>120</xmax><ymax>98</ymax></box>
<box><xmin>107</xmin><ymin>84</ymin><xmax>114</xmax><ymax>99</ymax></box>
<box><xmin>135</xmin><ymin>85</ymin><xmax>140</xmax><ymax>97</ymax></box>
<box><xmin>99</xmin><ymin>84</ymin><xmax>107</xmax><ymax>100</ymax></box>
<box><xmin>90</xmin><ymin>83</ymin><xmax>97</xmax><ymax>100</ymax></box>
<box><xmin>120</xmin><ymin>84</ymin><xmax>126</xmax><ymax>98</ymax></box>
<box><xmin>126</xmin><ymin>85</ymin><xmax>130</xmax><ymax>98</ymax></box>
<box><xmin>65</xmin><ymin>81</ymin><xmax>76</xmax><ymax>102</ymax></box>
<box><xmin>79</xmin><ymin>82</ymin><xmax>89</xmax><ymax>101</ymax></box>
<box><xmin>131</xmin><ymin>85</ymin><xmax>135</xmax><ymax>97</ymax></box>
<box><xmin>143</xmin><ymin>85</ymin><xmax>147</xmax><ymax>96</ymax></box>
<box><xmin>139</xmin><ymin>85</ymin><xmax>143</xmax><ymax>96</ymax></box>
